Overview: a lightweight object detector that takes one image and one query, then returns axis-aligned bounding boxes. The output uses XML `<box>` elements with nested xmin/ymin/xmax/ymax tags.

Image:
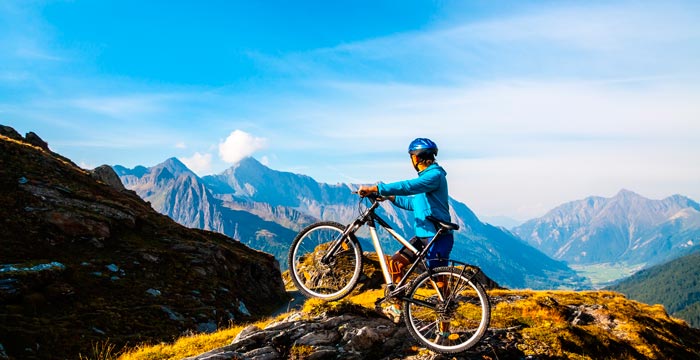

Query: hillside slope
<box><xmin>606</xmin><ymin>248</ymin><xmax>700</xmax><ymax>328</ymax></box>
<box><xmin>0</xmin><ymin>126</ymin><xmax>288</xmax><ymax>359</ymax></box>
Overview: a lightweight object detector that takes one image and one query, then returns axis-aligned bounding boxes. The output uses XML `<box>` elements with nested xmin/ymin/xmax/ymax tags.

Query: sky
<box><xmin>2</xmin><ymin>0</ymin><xmax>699</xmax><ymax>223</ymax></box>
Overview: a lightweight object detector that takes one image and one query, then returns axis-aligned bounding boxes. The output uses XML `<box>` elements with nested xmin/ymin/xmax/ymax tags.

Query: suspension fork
<box><xmin>320</xmin><ymin>219</ymin><xmax>362</xmax><ymax>264</ymax></box>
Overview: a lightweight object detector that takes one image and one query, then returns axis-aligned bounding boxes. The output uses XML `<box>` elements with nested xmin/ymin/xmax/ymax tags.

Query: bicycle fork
<box><xmin>320</xmin><ymin>219</ymin><xmax>363</xmax><ymax>264</ymax></box>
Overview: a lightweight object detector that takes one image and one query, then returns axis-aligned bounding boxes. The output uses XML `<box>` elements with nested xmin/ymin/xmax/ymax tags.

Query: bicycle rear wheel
<box><xmin>403</xmin><ymin>266</ymin><xmax>490</xmax><ymax>354</ymax></box>
<box><xmin>288</xmin><ymin>221</ymin><xmax>363</xmax><ymax>301</ymax></box>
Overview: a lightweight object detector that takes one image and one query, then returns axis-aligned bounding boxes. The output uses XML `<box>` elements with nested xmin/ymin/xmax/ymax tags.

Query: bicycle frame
<box><xmin>322</xmin><ymin>195</ymin><xmax>450</xmax><ymax>299</ymax></box>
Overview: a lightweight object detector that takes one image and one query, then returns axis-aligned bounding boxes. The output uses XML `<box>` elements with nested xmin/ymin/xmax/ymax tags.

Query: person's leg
<box><xmin>426</xmin><ymin>233</ymin><xmax>454</xmax><ymax>269</ymax></box>
<box><xmin>426</xmin><ymin>233</ymin><xmax>456</xmax><ymax>337</ymax></box>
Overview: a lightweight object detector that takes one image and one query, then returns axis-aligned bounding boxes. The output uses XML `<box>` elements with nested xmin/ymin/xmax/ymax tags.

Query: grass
<box><xmin>488</xmin><ymin>290</ymin><xmax>700</xmax><ymax>359</ymax></box>
<box><xmin>78</xmin><ymin>341</ymin><xmax>120</xmax><ymax>360</ymax></box>
<box><xmin>117</xmin><ymin>318</ymin><xmax>276</xmax><ymax>360</ymax></box>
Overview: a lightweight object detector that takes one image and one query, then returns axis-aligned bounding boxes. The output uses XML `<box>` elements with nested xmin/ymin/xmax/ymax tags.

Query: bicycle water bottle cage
<box><xmin>426</xmin><ymin>216</ymin><xmax>460</xmax><ymax>231</ymax></box>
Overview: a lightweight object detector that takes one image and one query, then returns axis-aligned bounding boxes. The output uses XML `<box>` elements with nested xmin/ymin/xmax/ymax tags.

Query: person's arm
<box><xmin>377</xmin><ymin>169</ymin><xmax>441</xmax><ymax>196</ymax></box>
<box><xmin>391</xmin><ymin>195</ymin><xmax>413</xmax><ymax>210</ymax></box>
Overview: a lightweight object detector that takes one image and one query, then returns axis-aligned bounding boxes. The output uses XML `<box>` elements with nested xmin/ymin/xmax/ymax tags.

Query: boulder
<box><xmin>90</xmin><ymin>165</ymin><xmax>126</xmax><ymax>191</ymax></box>
<box><xmin>0</xmin><ymin>125</ymin><xmax>23</xmax><ymax>141</ymax></box>
<box><xmin>25</xmin><ymin>131</ymin><xmax>49</xmax><ymax>150</ymax></box>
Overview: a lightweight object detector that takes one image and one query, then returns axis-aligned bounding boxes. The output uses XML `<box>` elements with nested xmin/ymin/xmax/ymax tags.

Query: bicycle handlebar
<box><xmin>351</xmin><ymin>190</ymin><xmax>380</xmax><ymax>200</ymax></box>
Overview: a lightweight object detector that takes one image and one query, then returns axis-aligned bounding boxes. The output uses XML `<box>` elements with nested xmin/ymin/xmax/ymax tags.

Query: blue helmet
<box><xmin>408</xmin><ymin>138</ymin><xmax>438</xmax><ymax>156</ymax></box>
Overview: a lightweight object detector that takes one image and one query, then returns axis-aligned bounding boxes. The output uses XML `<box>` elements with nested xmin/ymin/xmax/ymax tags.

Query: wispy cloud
<box><xmin>15</xmin><ymin>46</ymin><xmax>67</xmax><ymax>62</ymax></box>
<box><xmin>69</xmin><ymin>94</ymin><xmax>177</xmax><ymax>119</ymax></box>
<box><xmin>257</xmin><ymin>2</ymin><xmax>700</xmax><ymax>85</ymax></box>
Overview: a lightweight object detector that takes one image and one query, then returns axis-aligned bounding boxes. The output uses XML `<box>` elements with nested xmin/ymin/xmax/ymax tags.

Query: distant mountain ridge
<box><xmin>513</xmin><ymin>189</ymin><xmax>700</xmax><ymax>266</ymax></box>
<box><xmin>115</xmin><ymin>157</ymin><xmax>588</xmax><ymax>290</ymax></box>
<box><xmin>114</xmin><ymin>158</ymin><xmax>299</xmax><ymax>264</ymax></box>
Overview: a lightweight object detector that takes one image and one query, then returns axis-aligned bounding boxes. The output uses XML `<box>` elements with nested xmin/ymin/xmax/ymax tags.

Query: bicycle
<box><xmin>288</xmin><ymin>193</ymin><xmax>491</xmax><ymax>354</ymax></box>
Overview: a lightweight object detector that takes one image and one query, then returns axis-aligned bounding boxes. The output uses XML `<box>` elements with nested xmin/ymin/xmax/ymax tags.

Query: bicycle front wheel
<box><xmin>288</xmin><ymin>221</ymin><xmax>363</xmax><ymax>301</ymax></box>
<box><xmin>403</xmin><ymin>266</ymin><xmax>490</xmax><ymax>354</ymax></box>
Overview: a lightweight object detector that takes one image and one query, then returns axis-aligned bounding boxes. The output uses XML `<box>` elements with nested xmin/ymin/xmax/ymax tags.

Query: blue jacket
<box><xmin>376</xmin><ymin>163</ymin><xmax>451</xmax><ymax>238</ymax></box>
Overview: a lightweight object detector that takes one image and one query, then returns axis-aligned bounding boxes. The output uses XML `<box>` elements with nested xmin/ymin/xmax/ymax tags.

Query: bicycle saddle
<box><xmin>427</xmin><ymin>216</ymin><xmax>460</xmax><ymax>231</ymax></box>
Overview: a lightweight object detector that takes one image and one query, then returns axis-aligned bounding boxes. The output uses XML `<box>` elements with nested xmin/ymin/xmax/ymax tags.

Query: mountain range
<box><xmin>115</xmin><ymin>157</ymin><xmax>589</xmax><ymax>290</ymax></box>
<box><xmin>513</xmin><ymin>189</ymin><xmax>700</xmax><ymax>267</ymax></box>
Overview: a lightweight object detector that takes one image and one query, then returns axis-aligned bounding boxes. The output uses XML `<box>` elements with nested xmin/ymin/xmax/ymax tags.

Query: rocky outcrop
<box><xmin>186</xmin><ymin>312</ymin><xmax>410</xmax><ymax>360</ymax></box>
<box><xmin>24</xmin><ymin>132</ymin><xmax>49</xmax><ymax>151</ymax></box>
<box><xmin>0</xmin><ymin>125</ymin><xmax>22</xmax><ymax>141</ymax></box>
<box><xmin>178</xmin><ymin>291</ymin><xmax>700</xmax><ymax>360</ymax></box>
<box><xmin>0</xmin><ymin>125</ymin><xmax>288</xmax><ymax>359</ymax></box>
<box><xmin>90</xmin><ymin>164</ymin><xmax>126</xmax><ymax>191</ymax></box>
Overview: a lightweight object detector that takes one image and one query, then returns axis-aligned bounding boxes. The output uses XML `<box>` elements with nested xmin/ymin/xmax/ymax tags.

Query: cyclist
<box><xmin>357</xmin><ymin>138</ymin><xmax>454</xmax><ymax>322</ymax></box>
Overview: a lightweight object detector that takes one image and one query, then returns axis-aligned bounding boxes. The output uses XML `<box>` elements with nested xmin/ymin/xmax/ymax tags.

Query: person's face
<box><xmin>410</xmin><ymin>154</ymin><xmax>423</xmax><ymax>172</ymax></box>
<box><xmin>410</xmin><ymin>154</ymin><xmax>418</xmax><ymax>166</ymax></box>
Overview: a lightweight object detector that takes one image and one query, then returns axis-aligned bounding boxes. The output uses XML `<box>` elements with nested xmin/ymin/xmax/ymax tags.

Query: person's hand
<box><xmin>357</xmin><ymin>185</ymin><xmax>378</xmax><ymax>197</ymax></box>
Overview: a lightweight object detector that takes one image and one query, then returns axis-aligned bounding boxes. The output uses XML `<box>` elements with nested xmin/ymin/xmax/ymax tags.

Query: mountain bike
<box><xmin>288</xmin><ymin>193</ymin><xmax>491</xmax><ymax>354</ymax></box>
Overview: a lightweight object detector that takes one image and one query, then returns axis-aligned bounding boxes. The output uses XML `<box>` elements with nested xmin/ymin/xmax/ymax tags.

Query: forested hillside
<box><xmin>607</xmin><ymin>249</ymin><xmax>700</xmax><ymax>328</ymax></box>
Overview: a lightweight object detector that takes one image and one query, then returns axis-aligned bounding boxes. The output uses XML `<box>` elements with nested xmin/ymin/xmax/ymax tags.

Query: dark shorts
<box><xmin>415</xmin><ymin>232</ymin><xmax>454</xmax><ymax>269</ymax></box>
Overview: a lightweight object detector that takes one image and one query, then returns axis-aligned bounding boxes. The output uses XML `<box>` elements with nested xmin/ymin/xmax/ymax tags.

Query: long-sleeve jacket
<box><xmin>376</xmin><ymin>163</ymin><xmax>451</xmax><ymax>237</ymax></box>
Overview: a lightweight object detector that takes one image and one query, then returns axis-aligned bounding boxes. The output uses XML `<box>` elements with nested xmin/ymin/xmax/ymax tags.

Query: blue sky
<box><xmin>2</xmin><ymin>0</ymin><xmax>699</xmax><ymax>222</ymax></box>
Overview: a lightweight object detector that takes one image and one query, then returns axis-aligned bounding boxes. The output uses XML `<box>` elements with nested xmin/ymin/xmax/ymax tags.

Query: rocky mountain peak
<box><xmin>613</xmin><ymin>188</ymin><xmax>643</xmax><ymax>201</ymax></box>
<box><xmin>160</xmin><ymin>156</ymin><xmax>192</xmax><ymax>175</ymax></box>
<box><xmin>514</xmin><ymin>189</ymin><xmax>700</xmax><ymax>267</ymax></box>
<box><xmin>236</xmin><ymin>156</ymin><xmax>266</xmax><ymax>169</ymax></box>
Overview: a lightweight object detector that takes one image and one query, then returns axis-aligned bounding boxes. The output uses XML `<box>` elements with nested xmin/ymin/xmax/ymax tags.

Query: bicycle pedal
<box><xmin>374</xmin><ymin>297</ymin><xmax>387</xmax><ymax>312</ymax></box>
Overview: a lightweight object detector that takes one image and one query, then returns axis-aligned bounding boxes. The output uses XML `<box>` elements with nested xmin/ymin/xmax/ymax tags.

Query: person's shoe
<box><xmin>382</xmin><ymin>304</ymin><xmax>403</xmax><ymax>324</ymax></box>
<box><xmin>438</xmin><ymin>320</ymin><xmax>450</xmax><ymax>334</ymax></box>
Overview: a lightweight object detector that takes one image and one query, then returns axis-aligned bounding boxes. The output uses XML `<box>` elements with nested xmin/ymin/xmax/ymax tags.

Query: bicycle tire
<box><xmin>403</xmin><ymin>266</ymin><xmax>490</xmax><ymax>354</ymax></box>
<box><xmin>288</xmin><ymin>221</ymin><xmax>363</xmax><ymax>301</ymax></box>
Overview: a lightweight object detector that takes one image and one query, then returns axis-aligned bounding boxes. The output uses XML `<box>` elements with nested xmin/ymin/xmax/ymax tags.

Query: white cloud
<box><xmin>175</xmin><ymin>142</ymin><xmax>187</xmax><ymax>149</ymax></box>
<box><xmin>218</xmin><ymin>130</ymin><xmax>267</xmax><ymax>164</ymax></box>
<box><xmin>180</xmin><ymin>152</ymin><xmax>213</xmax><ymax>175</ymax></box>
